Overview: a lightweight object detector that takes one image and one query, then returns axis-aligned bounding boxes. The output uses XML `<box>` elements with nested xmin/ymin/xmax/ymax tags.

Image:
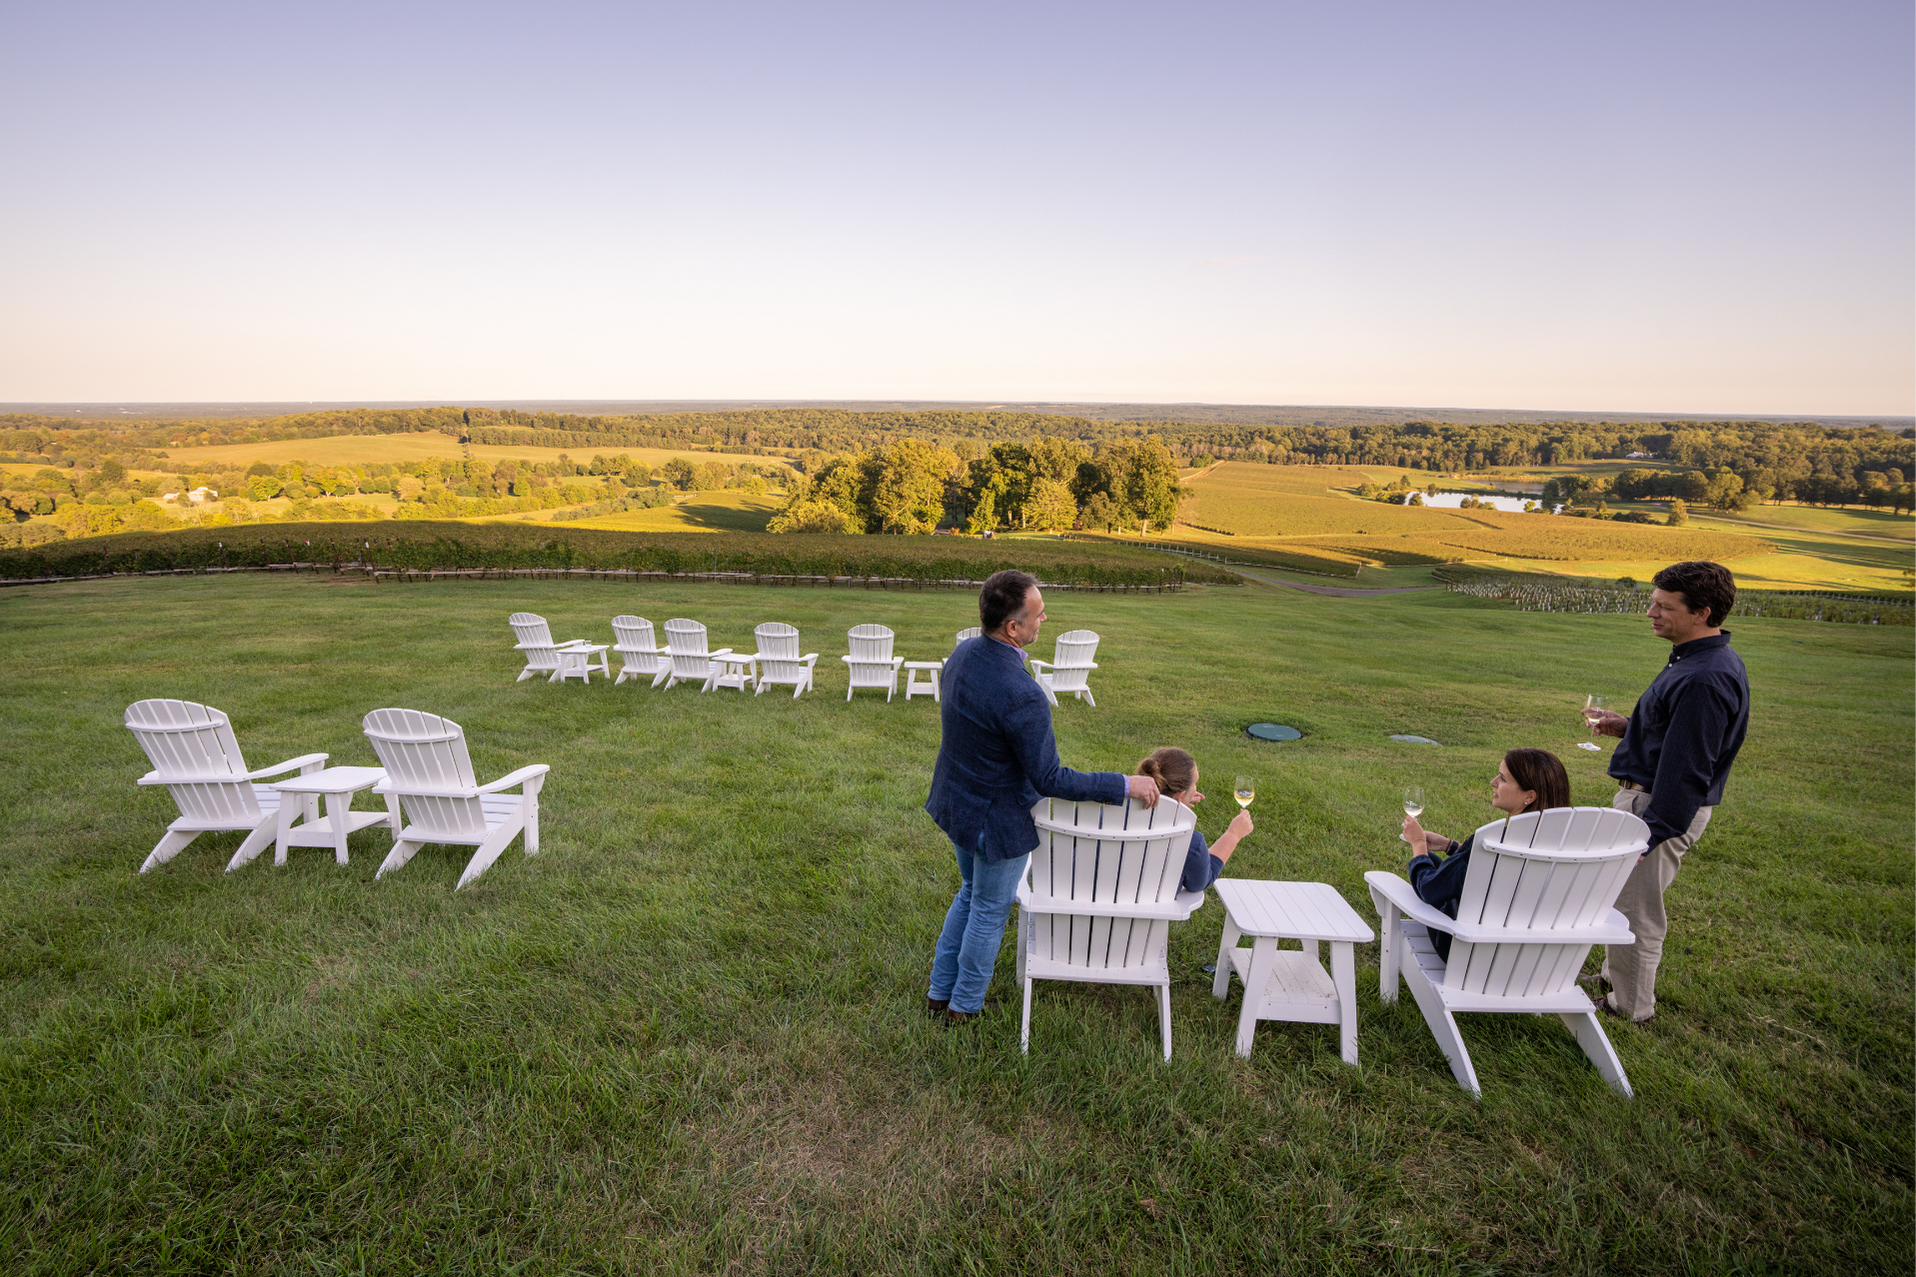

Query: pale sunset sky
<box><xmin>1</xmin><ymin>1</ymin><xmax>1909</xmax><ymax>415</ymax></box>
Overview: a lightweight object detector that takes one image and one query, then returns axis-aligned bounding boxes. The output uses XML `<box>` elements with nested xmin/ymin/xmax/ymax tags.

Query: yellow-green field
<box><xmin>154</xmin><ymin>433</ymin><xmax>798</xmax><ymax>474</ymax></box>
<box><xmin>1177</xmin><ymin>462</ymin><xmax>1770</xmax><ymax>561</ymax></box>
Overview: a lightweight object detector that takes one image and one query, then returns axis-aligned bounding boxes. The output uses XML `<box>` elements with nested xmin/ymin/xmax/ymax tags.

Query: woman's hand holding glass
<box><xmin>1401</xmin><ymin>813</ymin><xmax>1444</xmax><ymax>855</ymax></box>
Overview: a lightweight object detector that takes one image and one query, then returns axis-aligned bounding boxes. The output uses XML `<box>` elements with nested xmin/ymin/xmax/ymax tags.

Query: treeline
<box><xmin>4</xmin><ymin>407</ymin><xmax>1910</xmax><ymax>503</ymax></box>
<box><xmin>767</xmin><ymin>437</ymin><xmax>1184</xmax><ymax>535</ymax></box>
<box><xmin>1597</xmin><ymin>466</ymin><xmax>1912</xmax><ymax>513</ymax></box>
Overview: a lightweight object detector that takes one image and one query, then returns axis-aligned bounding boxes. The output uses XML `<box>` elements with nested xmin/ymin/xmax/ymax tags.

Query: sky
<box><xmin>1</xmin><ymin>1</ymin><xmax>1910</xmax><ymax>415</ymax></box>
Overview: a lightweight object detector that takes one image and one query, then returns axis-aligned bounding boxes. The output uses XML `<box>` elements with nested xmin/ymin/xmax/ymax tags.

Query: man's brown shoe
<box><xmin>925</xmin><ymin>997</ymin><xmax>950</xmax><ymax>1017</ymax></box>
<box><xmin>1594</xmin><ymin>994</ymin><xmax>1652</xmax><ymax>1024</ymax></box>
<box><xmin>943</xmin><ymin>1002</ymin><xmax>996</xmax><ymax>1026</ymax></box>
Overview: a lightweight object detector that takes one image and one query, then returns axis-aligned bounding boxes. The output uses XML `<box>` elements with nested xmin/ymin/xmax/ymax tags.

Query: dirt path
<box><xmin>1232</xmin><ymin>568</ymin><xmax>1443</xmax><ymax>597</ymax></box>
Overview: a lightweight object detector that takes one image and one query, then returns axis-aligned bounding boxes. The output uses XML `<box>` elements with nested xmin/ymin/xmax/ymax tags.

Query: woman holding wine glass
<box><xmin>1134</xmin><ymin>747</ymin><xmax>1254</xmax><ymax>893</ymax></box>
<box><xmin>1398</xmin><ymin>748</ymin><xmax>1571</xmax><ymax>961</ymax></box>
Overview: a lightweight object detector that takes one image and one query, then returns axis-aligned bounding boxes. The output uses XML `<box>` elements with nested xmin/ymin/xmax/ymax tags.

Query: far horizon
<box><xmin>4</xmin><ymin>399</ymin><xmax>1910</xmax><ymax>431</ymax></box>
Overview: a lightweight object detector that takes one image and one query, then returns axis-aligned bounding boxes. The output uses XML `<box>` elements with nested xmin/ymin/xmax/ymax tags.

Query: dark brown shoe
<box><xmin>943</xmin><ymin>1001</ymin><xmax>997</xmax><ymax>1026</ymax></box>
<box><xmin>925</xmin><ymin>997</ymin><xmax>950</xmax><ymax>1017</ymax></box>
<box><xmin>1593</xmin><ymin>994</ymin><xmax>1653</xmax><ymax>1024</ymax></box>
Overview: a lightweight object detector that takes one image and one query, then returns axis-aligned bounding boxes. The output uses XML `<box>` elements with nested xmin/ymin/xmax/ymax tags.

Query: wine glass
<box><xmin>1400</xmin><ymin>786</ymin><xmax>1424</xmax><ymax>842</ymax></box>
<box><xmin>1579</xmin><ymin>695</ymin><xmax>1608</xmax><ymax>751</ymax></box>
<box><xmin>1234</xmin><ymin>776</ymin><xmax>1255</xmax><ymax>809</ymax></box>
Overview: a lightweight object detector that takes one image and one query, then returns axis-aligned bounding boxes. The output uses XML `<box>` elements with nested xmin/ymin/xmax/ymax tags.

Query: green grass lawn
<box><xmin>1</xmin><ymin>575</ymin><xmax>1908</xmax><ymax>1273</ymax></box>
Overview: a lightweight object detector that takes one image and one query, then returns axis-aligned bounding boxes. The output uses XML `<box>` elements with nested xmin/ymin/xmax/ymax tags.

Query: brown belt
<box><xmin>1618</xmin><ymin>780</ymin><xmax>1646</xmax><ymax>792</ymax></box>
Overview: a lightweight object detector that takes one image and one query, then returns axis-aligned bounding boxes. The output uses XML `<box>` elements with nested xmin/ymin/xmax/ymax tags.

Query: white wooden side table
<box><xmin>1211</xmin><ymin>879</ymin><xmax>1375</xmax><ymax>1064</ymax></box>
<box><xmin>553</xmin><ymin>642</ymin><xmax>611</xmax><ymax>684</ymax></box>
<box><xmin>903</xmin><ymin>661</ymin><xmax>944</xmax><ymax>702</ymax></box>
<box><xmin>269</xmin><ymin>766</ymin><xmax>395</xmax><ymax>866</ymax></box>
<box><xmin>707</xmin><ymin>653</ymin><xmax>758</xmax><ymax>692</ymax></box>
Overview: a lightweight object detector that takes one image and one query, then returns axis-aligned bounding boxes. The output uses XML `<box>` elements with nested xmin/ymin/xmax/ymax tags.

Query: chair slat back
<box><xmin>1051</xmin><ymin>630</ymin><xmax>1100</xmax><ymax>665</ymax></box>
<box><xmin>362</xmin><ymin>708</ymin><xmax>487</xmax><ymax>837</ymax></box>
<box><xmin>125</xmin><ymin>699</ymin><xmax>264</xmax><ymax>823</ymax></box>
<box><xmin>846</xmin><ymin>624</ymin><xmax>895</xmax><ymax>662</ymax></box>
<box><xmin>126</xmin><ymin>699</ymin><xmax>248</xmax><ymax>778</ymax></box>
<box><xmin>612</xmin><ymin>615</ymin><xmax>657</xmax><ymax>650</ymax></box>
<box><xmin>510</xmin><ymin>612</ymin><xmax>564</xmax><ymax>671</ymax></box>
<box><xmin>755</xmin><ymin>623</ymin><xmax>800</xmax><ymax>660</ymax></box>
<box><xmin>1026</xmin><ymin>797</ymin><xmax>1196</xmax><ymax>973</ymax></box>
<box><xmin>1444</xmin><ymin>807</ymin><xmax>1650</xmax><ymax>997</ymax></box>
<box><xmin>663</xmin><ymin>618</ymin><xmax>716</xmax><ymax>681</ymax></box>
<box><xmin>663</xmin><ymin>619</ymin><xmax>710</xmax><ymax>655</ymax></box>
<box><xmin>954</xmin><ymin>626</ymin><xmax>981</xmax><ymax>648</ymax></box>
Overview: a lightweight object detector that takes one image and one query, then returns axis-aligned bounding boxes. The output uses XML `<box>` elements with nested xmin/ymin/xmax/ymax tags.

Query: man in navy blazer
<box><xmin>924</xmin><ymin>570</ymin><xmax>1160</xmax><ymax>1024</ymax></box>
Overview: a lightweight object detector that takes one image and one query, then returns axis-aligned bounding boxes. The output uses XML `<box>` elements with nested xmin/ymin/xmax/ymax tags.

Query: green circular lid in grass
<box><xmin>1246</xmin><ymin>723</ymin><xmax>1302</xmax><ymax>741</ymax></box>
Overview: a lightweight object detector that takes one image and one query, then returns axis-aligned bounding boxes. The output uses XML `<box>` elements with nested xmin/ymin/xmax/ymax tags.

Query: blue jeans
<box><xmin>928</xmin><ymin>837</ymin><xmax>1029</xmax><ymax>1014</ymax></box>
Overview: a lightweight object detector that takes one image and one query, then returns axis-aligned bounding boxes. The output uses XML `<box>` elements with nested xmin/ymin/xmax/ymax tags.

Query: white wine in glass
<box><xmin>1400</xmin><ymin>786</ymin><xmax>1425</xmax><ymax>842</ymax></box>
<box><xmin>1580</xmin><ymin>694</ymin><xmax>1608</xmax><ymax>751</ymax></box>
<box><xmin>1234</xmin><ymin>776</ymin><xmax>1255</xmax><ymax>809</ymax></box>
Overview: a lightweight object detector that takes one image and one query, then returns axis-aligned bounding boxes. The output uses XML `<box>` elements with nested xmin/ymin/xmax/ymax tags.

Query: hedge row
<box><xmin>0</xmin><ymin>521</ymin><xmax>1240</xmax><ymax>587</ymax></box>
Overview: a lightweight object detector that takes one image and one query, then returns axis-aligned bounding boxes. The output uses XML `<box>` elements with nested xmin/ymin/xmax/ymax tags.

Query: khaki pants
<box><xmin>1601</xmin><ymin>788</ymin><xmax>1712</xmax><ymax>1021</ymax></box>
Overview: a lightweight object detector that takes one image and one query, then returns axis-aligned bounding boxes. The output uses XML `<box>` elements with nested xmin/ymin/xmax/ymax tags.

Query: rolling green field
<box><xmin>1174</xmin><ymin>464</ymin><xmax>1773</xmax><ymax>577</ymax></box>
<box><xmin>0</xmin><ymin>573</ymin><xmax>1907</xmax><ymax>1274</ymax></box>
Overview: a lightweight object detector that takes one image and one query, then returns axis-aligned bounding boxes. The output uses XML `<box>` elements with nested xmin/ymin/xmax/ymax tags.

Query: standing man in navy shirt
<box><xmin>1584</xmin><ymin>560</ymin><xmax>1750</xmax><ymax>1023</ymax></box>
<box><xmin>924</xmin><ymin>570</ymin><xmax>1160</xmax><ymax>1025</ymax></box>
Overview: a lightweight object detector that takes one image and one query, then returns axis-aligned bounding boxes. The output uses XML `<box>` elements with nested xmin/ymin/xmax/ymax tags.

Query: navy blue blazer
<box><xmin>925</xmin><ymin>634</ymin><xmax>1127</xmax><ymax>861</ymax></box>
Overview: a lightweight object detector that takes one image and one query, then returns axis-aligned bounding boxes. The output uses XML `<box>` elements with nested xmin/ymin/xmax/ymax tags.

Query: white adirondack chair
<box><xmin>954</xmin><ymin>626</ymin><xmax>982</xmax><ymax>646</ymax></box>
<box><xmin>361</xmin><ymin>708</ymin><xmax>550</xmax><ymax>890</ymax></box>
<box><xmin>611</xmin><ymin>615</ymin><xmax>670</xmax><ymax>687</ymax></box>
<box><xmin>661</xmin><ymin>618</ymin><xmax>741</xmax><ymax>692</ymax></box>
<box><xmin>1016</xmin><ymin>795</ymin><xmax>1205</xmax><ymax>1060</ymax></box>
<box><xmin>841</xmin><ymin>624</ymin><xmax>905</xmax><ymax>701</ymax></box>
<box><xmin>1365</xmin><ymin>806</ymin><xmax>1650</xmax><ymax>1098</ymax></box>
<box><xmin>124</xmin><ymin>699</ymin><xmax>329</xmax><ymax>874</ymax></box>
<box><xmin>509</xmin><ymin>612</ymin><xmax>608</xmax><ymax>684</ymax></box>
<box><xmin>1030</xmin><ymin>629</ymin><xmax>1100</xmax><ymax>707</ymax></box>
<box><xmin>751</xmin><ymin>623</ymin><xmax>819</xmax><ymax>697</ymax></box>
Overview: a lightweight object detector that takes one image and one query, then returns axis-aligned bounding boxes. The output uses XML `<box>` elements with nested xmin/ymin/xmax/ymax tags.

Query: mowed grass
<box><xmin>0</xmin><ymin>576</ymin><xmax>1908</xmax><ymax>1273</ymax></box>
<box><xmin>156</xmin><ymin>433</ymin><xmax>799</xmax><ymax>475</ymax></box>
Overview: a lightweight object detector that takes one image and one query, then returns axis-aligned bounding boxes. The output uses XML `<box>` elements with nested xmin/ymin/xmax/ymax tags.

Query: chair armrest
<box><xmin>707</xmin><ymin>648</ymin><xmax>734</xmax><ymax>658</ymax></box>
<box><xmin>801</xmin><ymin>653</ymin><xmax>818</xmax><ymax>665</ymax></box>
<box><xmin>1363</xmin><ymin>871</ymin><xmax>1635</xmax><ymax>945</ymax></box>
<box><xmin>478</xmin><ymin>763</ymin><xmax>551</xmax><ymax>794</ymax></box>
<box><xmin>244</xmin><ymin>753</ymin><xmax>331</xmax><ymax>780</ymax></box>
<box><xmin>1016</xmin><ymin>884</ymin><xmax>1206</xmax><ymax>922</ymax></box>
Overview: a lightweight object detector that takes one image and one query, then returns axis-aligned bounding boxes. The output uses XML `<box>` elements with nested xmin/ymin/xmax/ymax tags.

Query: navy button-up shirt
<box><xmin>1609</xmin><ymin>630</ymin><xmax>1750</xmax><ymax>846</ymax></box>
<box><xmin>925</xmin><ymin>634</ymin><xmax>1127</xmax><ymax>861</ymax></box>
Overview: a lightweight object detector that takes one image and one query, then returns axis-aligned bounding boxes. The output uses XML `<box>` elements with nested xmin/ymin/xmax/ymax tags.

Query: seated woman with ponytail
<box><xmin>1399</xmin><ymin>747</ymin><xmax>1571</xmax><ymax>961</ymax></box>
<box><xmin>1134</xmin><ymin>747</ymin><xmax>1255</xmax><ymax>893</ymax></box>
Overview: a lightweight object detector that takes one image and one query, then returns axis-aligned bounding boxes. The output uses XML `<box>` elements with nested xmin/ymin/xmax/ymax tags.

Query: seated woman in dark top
<box><xmin>1399</xmin><ymin>747</ymin><xmax>1571</xmax><ymax>962</ymax></box>
<box><xmin>1134</xmin><ymin>747</ymin><xmax>1254</xmax><ymax>893</ymax></box>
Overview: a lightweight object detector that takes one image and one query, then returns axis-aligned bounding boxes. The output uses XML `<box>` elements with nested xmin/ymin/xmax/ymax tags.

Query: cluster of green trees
<box><xmin>766</xmin><ymin>436</ymin><xmax>1184</xmax><ymax>536</ymax></box>
<box><xmin>1557</xmin><ymin>466</ymin><xmax>1913</xmax><ymax>514</ymax></box>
